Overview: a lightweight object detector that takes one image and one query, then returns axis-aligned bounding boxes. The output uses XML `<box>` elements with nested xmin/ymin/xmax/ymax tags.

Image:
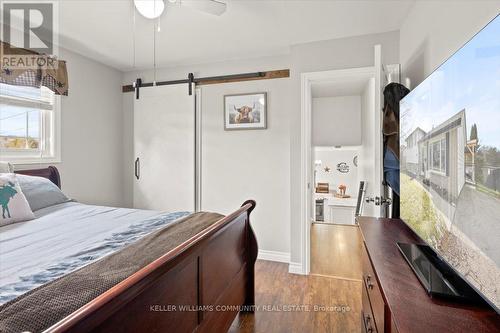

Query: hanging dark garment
<box><xmin>382</xmin><ymin>82</ymin><xmax>410</xmax><ymax>218</ymax></box>
<box><xmin>383</xmin><ymin>82</ymin><xmax>409</xmax><ymax>160</ymax></box>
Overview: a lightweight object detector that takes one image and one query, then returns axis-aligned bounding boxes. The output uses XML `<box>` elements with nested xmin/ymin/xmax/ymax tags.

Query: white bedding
<box><xmin>0</xmin><ymin>201</ymin><xmax>189</xmax><ymax>304</ymax></box>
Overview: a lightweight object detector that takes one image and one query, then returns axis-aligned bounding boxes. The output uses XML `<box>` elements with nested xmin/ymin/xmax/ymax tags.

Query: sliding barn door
<box><xmin>133</xmin><ymin>84</ymin><xmax>195</xmax><ymax>212</ymax></box>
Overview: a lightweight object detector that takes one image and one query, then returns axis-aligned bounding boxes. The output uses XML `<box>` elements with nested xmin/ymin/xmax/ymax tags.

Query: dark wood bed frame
<box><xmin>15</xmin><ymin>166</ymin><xmax>258</xmax><ymax>333</ymax></box>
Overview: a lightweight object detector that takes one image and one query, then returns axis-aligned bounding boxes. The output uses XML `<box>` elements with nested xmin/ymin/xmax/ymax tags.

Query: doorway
<box><xmin>297</xmin><ymin>45</ymin><xmax>385</xmax><ymax>275</ymax></box>
<box><xmin>308</xmin><ymin>68</ymin><xmax>377</xmax><ymax>280</ymax></box>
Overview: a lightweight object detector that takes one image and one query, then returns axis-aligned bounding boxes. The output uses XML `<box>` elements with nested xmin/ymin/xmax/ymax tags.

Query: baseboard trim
<box><xmin>288</xmin><ymin>261</ymin><xmax>306</xmax><ymax>275</ymax></box>
<box><xmin>257</xmin><ymin>250</ymin><xmax>290</xmax><ymax>263</ymax></box>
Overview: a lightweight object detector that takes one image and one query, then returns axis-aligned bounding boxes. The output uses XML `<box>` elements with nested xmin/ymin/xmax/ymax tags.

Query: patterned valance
<box><xmin>0</xmin><ymin>41</ymin><xmax>68</xmax><ymax>96</ymax></box>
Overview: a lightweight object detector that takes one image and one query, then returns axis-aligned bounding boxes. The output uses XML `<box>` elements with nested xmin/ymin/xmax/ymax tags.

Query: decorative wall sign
<box><xmin>336</xmin><ymin>162</ymin><xmax>350</xmax><ymax>173</ymax></box>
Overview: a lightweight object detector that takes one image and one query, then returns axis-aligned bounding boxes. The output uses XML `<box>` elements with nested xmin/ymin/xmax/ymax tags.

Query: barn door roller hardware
<box><xmin>124</xmin><ymin>69</ymin><xmax>290</xmax><ymax>97</ymax></box>
<box><xmin>133</xmin><ymin>78</ymin><xmax>142</xmax><ymax>100</ymax></box>
<box><xmin>188</xmin><ymin>73</ymin><xmax>194</xmax><ymax>96</ymax></box>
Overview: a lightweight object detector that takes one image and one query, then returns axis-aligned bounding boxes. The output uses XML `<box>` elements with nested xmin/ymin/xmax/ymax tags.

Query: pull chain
<box><xmin>153</xmin><ymin>20</ymin><xmax>157</xmax><ymax>85</ymax></box>
<box><xmin>132</xmin><ymin>3</ymin><xmax>136</xmax><ymax>69</ymax></box>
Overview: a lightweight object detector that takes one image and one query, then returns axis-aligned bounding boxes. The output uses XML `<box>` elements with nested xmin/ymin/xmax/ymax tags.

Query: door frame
<box><xmin>195</xmin><ymin>88</ymin><xmax>202</xmax><ymax>211</ymax></box>
<box><xmin>298</xmin><ymin>64</ymin><xmax>379</xmax><ymax>275</ymax></box>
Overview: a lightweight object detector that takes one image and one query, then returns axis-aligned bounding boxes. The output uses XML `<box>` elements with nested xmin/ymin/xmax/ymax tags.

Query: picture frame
<box><xmin>224</xmin><ymin>92</ymin><xmax>267</xmax><ymax>130</ymax></box>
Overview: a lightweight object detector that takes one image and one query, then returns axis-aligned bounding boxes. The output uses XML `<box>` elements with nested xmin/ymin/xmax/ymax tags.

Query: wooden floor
<box><xmin>310</xmin><ymin>223</ymin><xmax>363</xmax><ymax>281</ymax></box>
<box><xmin>229</xmin><ymin>261</ymin><xmax>362</xmax><ymax>333</ymax></box>
<box><xmin>230</xmin><ymin>224</ymin><xmax>363</xmax><ymax>333</ymax></box>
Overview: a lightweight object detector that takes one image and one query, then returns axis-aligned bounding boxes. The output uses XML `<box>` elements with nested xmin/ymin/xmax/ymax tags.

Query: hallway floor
<box><xmin>310</xmin><ymin>223</ymin><xmax>363</xmax><ymax>281</ymax></box>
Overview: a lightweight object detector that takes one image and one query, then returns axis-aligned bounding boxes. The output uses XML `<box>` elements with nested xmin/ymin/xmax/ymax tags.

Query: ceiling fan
<box><xmin>133</xmin><ymin>0</ymin><xmax>227</xmax><ymax>19</ymax></box>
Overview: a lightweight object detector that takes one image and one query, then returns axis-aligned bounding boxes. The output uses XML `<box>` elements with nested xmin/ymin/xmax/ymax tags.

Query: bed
<box><xmin>0</xmin><ymin>166</ymin><xmax>258</xmax><ymax>333</ymax></box>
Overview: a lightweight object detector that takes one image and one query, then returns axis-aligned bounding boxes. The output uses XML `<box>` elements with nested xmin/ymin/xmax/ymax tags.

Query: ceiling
<box><xmin>56</xmin><ymin>0</ymin><xmax>415</xmax><ymax>71</ymax></box>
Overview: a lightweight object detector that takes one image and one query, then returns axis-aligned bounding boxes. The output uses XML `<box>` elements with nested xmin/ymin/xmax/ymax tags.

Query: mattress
<box><xmin>0</xmin><ymin>201</ymin><xmax>190</xmax><ymax>305</ymax></box>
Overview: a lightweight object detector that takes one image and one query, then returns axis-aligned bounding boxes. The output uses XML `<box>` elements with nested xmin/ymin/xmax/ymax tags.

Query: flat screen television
<box><xmin>400</xmin><ymin>14</ymin><xmax>500</xmax><ymax>312</ymax></box>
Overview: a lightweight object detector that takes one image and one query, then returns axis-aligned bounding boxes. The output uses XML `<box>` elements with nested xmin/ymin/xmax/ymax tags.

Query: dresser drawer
<box><xmin>362</xmin><ymin>282</ymin><xmax>378</xmax><ymax>333</ymax></box>
<box><xmin>362</xmin><ymin>244</ymin><xmax>387</xmax><ymax>332</ymax></box>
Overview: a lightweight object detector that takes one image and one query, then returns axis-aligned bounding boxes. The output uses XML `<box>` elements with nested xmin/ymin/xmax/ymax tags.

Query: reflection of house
<box><xmin>404</xmin><ymin>127</ymin><xmax>426</xmax><ymax>176</ymax></box>
<box><xmin>418</xmin><ymin>110</ymin><xmax>466</xmax><ymax>203</ymax></box>
<box><xmin>400</xmin><ymin>144</ymin><xmax>407</xmax><ymax>169</ymax></box>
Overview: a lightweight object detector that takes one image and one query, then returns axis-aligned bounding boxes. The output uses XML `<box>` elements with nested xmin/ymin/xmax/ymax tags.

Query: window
<box><xmin>0</xmin><ymin>84</ymin><xmax>60</xmax><ymax>164</ymax></box>
<box><xmin>431</xmin><ymin>137</ymin><xmax>447</xmax><ymax>173</ymax></box>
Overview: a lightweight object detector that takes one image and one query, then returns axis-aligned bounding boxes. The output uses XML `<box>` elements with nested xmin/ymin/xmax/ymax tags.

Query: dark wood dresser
<box><xmin>357</xmin><ymin>216</ymin><xmax>500</xmax><ymax>333</ymax></box>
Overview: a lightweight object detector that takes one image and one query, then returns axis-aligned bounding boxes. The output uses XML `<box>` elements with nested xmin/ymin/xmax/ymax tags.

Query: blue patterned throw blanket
<box><xmin>0</xmin><ymin>201</ymin><xmax>190</xmax><ymax>305</ymax></box>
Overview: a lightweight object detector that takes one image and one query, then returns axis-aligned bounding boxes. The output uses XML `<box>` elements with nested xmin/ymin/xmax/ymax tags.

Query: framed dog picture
<box><xmin>224</xmin><ymin>92</ymin><xmax>267</xmax><ymax>130</ymax></box>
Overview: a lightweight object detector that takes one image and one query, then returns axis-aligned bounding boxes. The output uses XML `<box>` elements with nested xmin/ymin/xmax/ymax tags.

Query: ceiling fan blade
<box><xmin>182</xmin><ymin>0</ymin><xmax>227</xmax><ymax>16</ymax></box>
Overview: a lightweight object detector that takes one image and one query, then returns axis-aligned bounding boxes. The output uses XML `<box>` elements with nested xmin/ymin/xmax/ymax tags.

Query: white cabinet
<box><xmin>328</xmin><ymin>197</ymin><xmax>357</xmax><ymax>225</ymax></box>
<box><xmin>328</xmin><ymin>205</ymin><xmax>356</xmax><ymax>225</ymax></box>
<box><xmin>314</xmin><ymin>194</ymin><xmax>357</xmax><ymax>225</ymax></box>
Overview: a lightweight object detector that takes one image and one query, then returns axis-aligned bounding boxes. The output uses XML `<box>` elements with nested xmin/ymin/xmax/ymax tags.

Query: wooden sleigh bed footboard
<box><xmin>14</xmin><ymin>167</ymin><xmax>258</xmax><ymax>333</ymax></box>
<box><xmin>48</xmin><ymin>200</ymin><xmax>258</xmax><ymax>333</ymax></box>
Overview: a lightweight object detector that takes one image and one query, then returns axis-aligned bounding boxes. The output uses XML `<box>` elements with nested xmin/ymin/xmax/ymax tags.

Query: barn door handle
<box><xmin>135</xmin><ymin>157</ymin><xmax>140</xmax><ymax>180</ymax></box>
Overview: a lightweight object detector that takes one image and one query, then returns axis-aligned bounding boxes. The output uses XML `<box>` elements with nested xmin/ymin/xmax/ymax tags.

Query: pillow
<box><xmin>0</xmin><ymin>173</ymin><xmax>35</xmax><ymax>226</ymax></box>
<box><xmin>16</xmin><ymin>174</ymin><xmax>71</xmax><ymax>211</ymax></box>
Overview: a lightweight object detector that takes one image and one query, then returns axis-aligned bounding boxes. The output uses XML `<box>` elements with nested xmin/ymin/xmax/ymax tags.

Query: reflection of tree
<box><xmin>0</xmin><ymin>136</ymin><xmax>39</xmax><ymax>149</ymax></box>
<box><xmin>475</xmin><ymin>146</ymin><xmax>500</xmax><ymax>192</ymax></box>
<box><xmin>467</xmin><ymin>121</ymin><xmax>500</xmax><ymax>195</ymax></box>
<box><xmin>476</xmin><ymin>146</ymin><xmax>500</xmax><ymax>166</ymax></box>
<box><xmin>470</xmin><ymin>123</ymin><xmax>478</xmax><ymax>141</ymax></box>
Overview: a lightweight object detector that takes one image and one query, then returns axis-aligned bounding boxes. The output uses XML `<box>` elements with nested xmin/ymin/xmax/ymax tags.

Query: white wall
<box><xmin>312</xmin><ymin>96</ymin><xmax>361</xmax><ymax>146</ymax></box>
<box><xmin>18</xmin><ymin>49</ymin><xmax>125</xmax><ymax>207</ymax></box>
<box><xmin>400</xmin><ymin>1</ymin><xmax>500</xmax><ymax>87</ymax></box>
<box><xmin>58</xmin><ymin>49</ymin><xmax>124</xmax><ymax>206</ymax></box>
<box><xmin>358</xmin><ymin>78</ymin><xmax>376</xmax><ymax>217</ymax></box>
<box><xmin>314</xmin><ymin>147</ymin><xmax>359</xmax><ymax>197</ymax></box>
<box><xmin>200</xmin><ymin>79</ymin><xmax>291</xmax><ymax>255</ymax></box>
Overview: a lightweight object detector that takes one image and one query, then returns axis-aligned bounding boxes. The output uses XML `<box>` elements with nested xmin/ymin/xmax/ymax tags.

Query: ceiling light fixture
<box><xmin>134</xmin><ymin>0</ymin><xmax>165</xmax><ymax>19</ymax></box>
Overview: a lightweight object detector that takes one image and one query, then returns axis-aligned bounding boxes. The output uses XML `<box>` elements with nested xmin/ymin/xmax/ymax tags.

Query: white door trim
<box><xmin>374</xmin><ymin>44</ymin><xmax>384</xmax><ymax>217</ymax></box>
<box><xmin>195</xmin><ymin>88</ymin><xmax>202</xmax><ymax>211</ymax></box>
<box><xmin>297</xmin><ymin>66</ymin><xmax>376</xmax><ymax>275</ymax></box>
